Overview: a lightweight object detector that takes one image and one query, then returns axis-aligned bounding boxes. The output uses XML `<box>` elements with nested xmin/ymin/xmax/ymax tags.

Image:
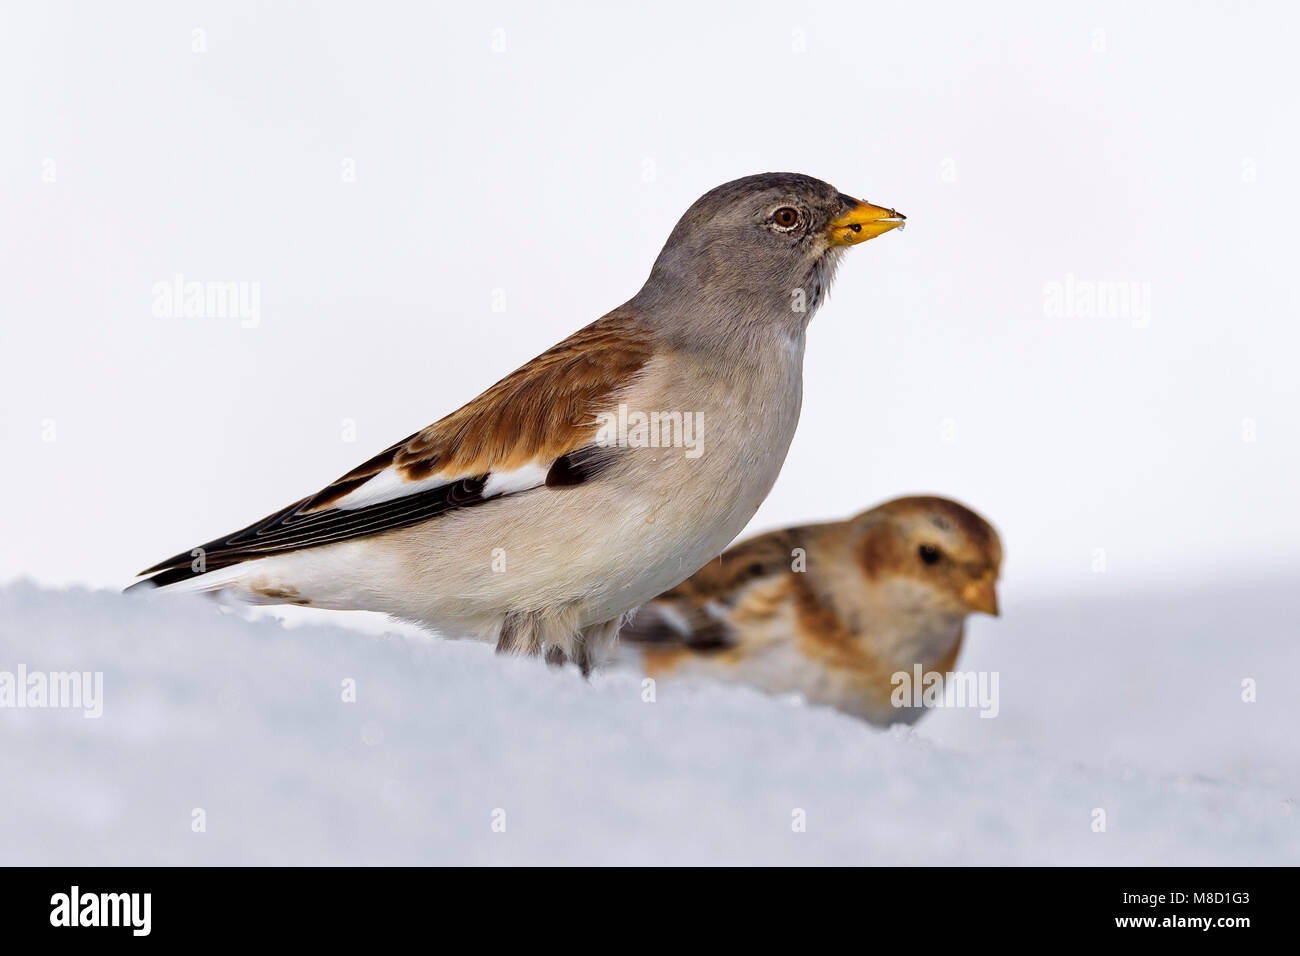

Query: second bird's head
<box><xmin>637</xmin><ymin>172</ymin><xmax>904</xmax><ymax>320</ymax></box>
<box><xmin>853</xmin><ymin>496</ymin><xmax>1003</xmax><ymax>621</ymax></box>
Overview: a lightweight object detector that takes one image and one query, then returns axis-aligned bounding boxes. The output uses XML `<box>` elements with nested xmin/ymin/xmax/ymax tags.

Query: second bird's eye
<box><xmin>772</xmin><ymin>206</ymin><xmax>801</xmax><ymax>229</ymax></box>
<box><xmin>918</xmin><ymin>544</ymin><xmax>941</xmax><ymax>565</ymax></box>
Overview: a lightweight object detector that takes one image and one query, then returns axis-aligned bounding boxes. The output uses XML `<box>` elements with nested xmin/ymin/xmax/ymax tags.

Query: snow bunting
<box><xmin>130</xmin><ymin>173</ymin><xmax>905</xmax><ymax>672</ymax></box>
<box><xmin>620</xmin><ymin>496</ymin><xmax>1001</xmax><ymax>722</ymax></box>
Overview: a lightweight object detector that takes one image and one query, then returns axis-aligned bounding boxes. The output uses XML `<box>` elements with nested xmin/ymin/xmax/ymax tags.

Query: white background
<box><xmin>3</xmin><ymin>0</ymin><xmax>1297</xmax><ymax>609</ymax></box>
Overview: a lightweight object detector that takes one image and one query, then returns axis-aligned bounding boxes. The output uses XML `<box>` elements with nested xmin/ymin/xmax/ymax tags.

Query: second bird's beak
<box><xmin>962</xmin><ymin>576</ymin><xmax>1000</xmax><ymax>617</ymax></box>
<box><xmin>826</xmin><ymin>197</ymin><xmax>906</xmax><ymax>246</ymax></box>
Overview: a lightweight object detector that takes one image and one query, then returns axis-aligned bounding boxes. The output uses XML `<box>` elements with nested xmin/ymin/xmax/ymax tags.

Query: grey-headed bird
<box><xmin>130</xmin><ymin>173</ymin><xmax>906</xmax><ymax>672</ymax></box>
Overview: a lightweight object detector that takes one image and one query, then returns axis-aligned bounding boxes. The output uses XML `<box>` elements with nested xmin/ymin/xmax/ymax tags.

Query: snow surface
<box><xmin>1</xmin><ymin>580</ymin><xmax>1296</xmax><ymax>865</ymax></box>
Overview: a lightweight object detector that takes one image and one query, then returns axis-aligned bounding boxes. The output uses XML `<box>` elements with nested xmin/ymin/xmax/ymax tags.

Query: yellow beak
<box><xmin>961</xmin><ymin>576</ymin><xmax>1000</xmax><ymax>617</ymax></box>
<box><xmin>825</xmin><ymin>199</ymin><xmax>906</xmax><ymax>246</ymax></box>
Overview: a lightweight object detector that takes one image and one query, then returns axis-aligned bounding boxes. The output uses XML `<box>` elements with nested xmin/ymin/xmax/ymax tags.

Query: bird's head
<box><xmin>854</xmin><ymin>496</ymin><xmax>1003</xmax><ymax>619</ymax></box>
<box><xmin>639</xmin><ymin>172</ymin><xmax>904</xmax><ymax>324</ymax></box>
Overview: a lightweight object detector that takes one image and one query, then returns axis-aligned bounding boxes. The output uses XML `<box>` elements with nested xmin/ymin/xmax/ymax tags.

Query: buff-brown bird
<box><xmin>619</xmin><ymin>496</ymin><xmax>1002</xmax><ymax>724</ymax></box>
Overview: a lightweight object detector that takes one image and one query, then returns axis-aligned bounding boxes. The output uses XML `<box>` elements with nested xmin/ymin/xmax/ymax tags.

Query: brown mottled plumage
<box><xmin>622</xmin><ymin>496</ymin><xmax>1002</xmax><ymax>723</ymax></box>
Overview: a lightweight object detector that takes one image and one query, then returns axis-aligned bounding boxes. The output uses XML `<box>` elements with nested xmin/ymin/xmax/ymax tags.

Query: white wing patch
<box><xmin>331</xmin><ymin>467</ymin><xmax>450</xmax><ymax>510</ymax></box>
<box><xmin>651</xmin><ymin>602</ymin><xmax>696</xmax><ymax>639</ymax></box>
<box><xmin>330</xmin><ymin>462</ymin><xmax>550</xmax><ymax>511</ymax></box>
<box><xmin>704</xmin><ymin>600</ymin><xmax>732</xmax><ymax>623</ymax></box>
<box><xmin>481</xmin><ymin>462</ymin><xmax>550</xmax><ymax>499</ymax></box>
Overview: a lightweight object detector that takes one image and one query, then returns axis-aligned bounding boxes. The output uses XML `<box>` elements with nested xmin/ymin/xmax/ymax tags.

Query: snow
<box><xmin>1</xmin><ymin>580</ymin><xmax>1296</xmax><ymax>865</ymax></box>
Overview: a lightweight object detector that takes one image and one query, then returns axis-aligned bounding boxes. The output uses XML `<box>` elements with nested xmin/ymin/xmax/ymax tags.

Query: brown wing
<box><xmin>305</xmin><ymin>314</ymin><xmax>653</xmax><ymax>506</ymax></box>
<box><xmin>134</xmin><ymin>314</ymin><xmax>653</xmax><ymax>585</ymax></box>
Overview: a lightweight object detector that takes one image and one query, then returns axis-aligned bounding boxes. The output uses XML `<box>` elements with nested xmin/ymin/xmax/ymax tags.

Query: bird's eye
<box><xmin>772</xmin><ymin>206</ymin><xmax>801</xmax><ymax>230</ymax></box>
<box><xmin>918</xmin><ymin>544</ymin><xmax>941</xmax><ymax>565</ymax></box>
